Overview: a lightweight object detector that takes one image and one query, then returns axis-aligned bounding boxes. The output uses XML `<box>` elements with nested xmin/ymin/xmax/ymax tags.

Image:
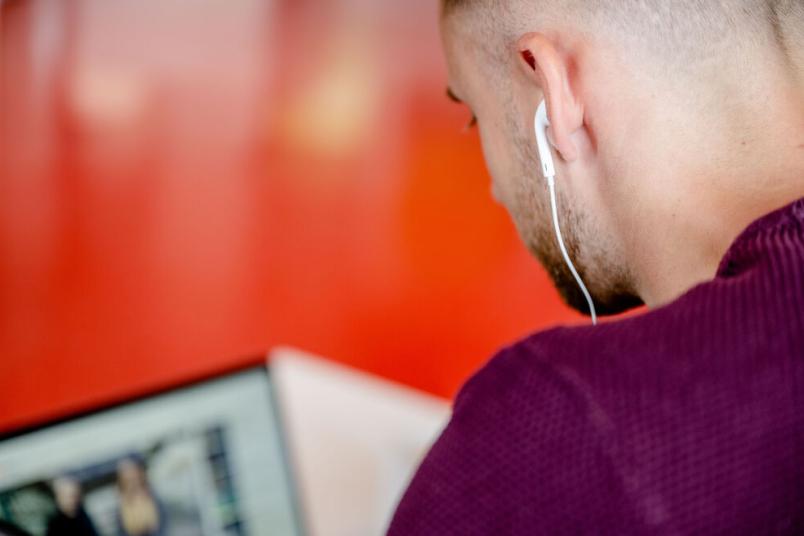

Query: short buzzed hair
<box><xmin>442</xmin><ymin>0</ymin><xmax>804</xmax><ymax>77</ymax></box>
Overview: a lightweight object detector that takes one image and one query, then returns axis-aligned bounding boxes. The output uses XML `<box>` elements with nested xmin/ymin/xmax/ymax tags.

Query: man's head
<box><xmin>52</xmin><ymin>477</ymin><xmax>81</xmax><ymax>517</ymax></box>
<box><xmin>441</xmin><ymin>0</ymin><xmax>804</xmax><ymax>316</ymax></box>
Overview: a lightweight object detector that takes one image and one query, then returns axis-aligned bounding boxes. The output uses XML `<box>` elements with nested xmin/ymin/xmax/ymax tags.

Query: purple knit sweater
<box><xmin>388</xmin><ymin>198</ymin><xmax>804</xmax><ymax>535</ymax></box>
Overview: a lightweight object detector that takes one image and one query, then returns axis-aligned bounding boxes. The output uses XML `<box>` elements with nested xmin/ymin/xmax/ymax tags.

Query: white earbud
<box><xmin>534</xmin><ymin>100</ymin><xmax>555</xmax><ymax>179</ymax></box>
<box><xmin>533</xmin><ymin>100</ymin><xmax>598</xmax><ymax>325</ymax></box>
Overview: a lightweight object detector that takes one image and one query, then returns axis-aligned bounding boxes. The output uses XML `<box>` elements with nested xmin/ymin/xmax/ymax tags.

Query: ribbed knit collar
<box><xmin>716</xmin><ymin>197</ymin><xmax>804</xmax><ymax>278</ymax></box>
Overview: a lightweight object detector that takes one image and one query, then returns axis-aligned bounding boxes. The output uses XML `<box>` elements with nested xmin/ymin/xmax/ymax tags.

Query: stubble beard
<box><xmin>508</xmin><ymin>138</ymin><xmax>644</xmax><ymax>317</ymax></box>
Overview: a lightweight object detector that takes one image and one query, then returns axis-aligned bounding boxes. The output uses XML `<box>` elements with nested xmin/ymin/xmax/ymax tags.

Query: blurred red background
<box><xmin>0</xmin><ymin>0</ymin><xmax>580</xmax><ymax>432</ymax></box>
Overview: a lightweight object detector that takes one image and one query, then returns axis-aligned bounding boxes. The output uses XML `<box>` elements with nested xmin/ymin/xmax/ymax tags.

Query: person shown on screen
<box><xmin>388</xmin><ymin>1</ymin><xmax>803</xmax><ymax>534</ymax></box>
<box><xmin>115</xmin><ymin>458</ymin><xmax>165</xmax><ymax>536</ymax></box>
<box><xmin>45</xmin><ymin>477</ymin><xmax>99</xmax><ymax>536</ymax></box>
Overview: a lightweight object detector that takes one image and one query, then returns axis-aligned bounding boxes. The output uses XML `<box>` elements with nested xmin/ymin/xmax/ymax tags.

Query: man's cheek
<box><xmin>486</xmin><ymin>178</ymin><xmax>499</xmax><ymax>202</ymax></box>
<box><xmin>478</xmin><ymin>131</ymin><xmax>518</xmax><ymax>206</ymax></box>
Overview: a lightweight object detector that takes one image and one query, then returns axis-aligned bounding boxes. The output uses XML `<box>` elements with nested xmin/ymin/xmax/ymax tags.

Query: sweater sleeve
<box><xmin>386</xmin><ymin>345</ymin><xmax>640</xmax><ymax>536</ymax></box>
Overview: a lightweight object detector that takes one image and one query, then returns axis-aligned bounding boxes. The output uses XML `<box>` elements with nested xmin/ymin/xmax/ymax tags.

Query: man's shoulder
<box><xmin>389</xmin><ymin>303</ymin><xmax>804</xmax><ymax>534</ymax></box>
<box><xmin>388</xmin><ymin>334</ymin><xmax>642</xmax><ymax>535</ymax></box>
<box><xmin>469</xmin><ymin>276</ymin><xmax>804</xmax><ymax>423</ymax></box>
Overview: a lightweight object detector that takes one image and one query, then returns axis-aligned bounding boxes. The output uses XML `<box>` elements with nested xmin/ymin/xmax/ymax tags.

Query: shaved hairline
<box><xmin>441</xmin><ymin>0</ymin><xmax>804</xmax><ymax>56</ymax></box>
<box><xmin>441</xmin><ymin>0</ymin><xmax>804</xmax><ymax>73</ymax></box>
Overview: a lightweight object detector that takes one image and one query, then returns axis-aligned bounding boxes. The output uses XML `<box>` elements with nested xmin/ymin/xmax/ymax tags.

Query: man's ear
<box><xmin>516</xmin><ymin>33</ymin><xmax>583</xmax><ymax>162</ymax></box>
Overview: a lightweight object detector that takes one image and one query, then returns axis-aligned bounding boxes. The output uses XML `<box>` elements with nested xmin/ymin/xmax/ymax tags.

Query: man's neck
<box><xmin>636</xmin><ymin>189</ymin><xmax>802</xmax><ymax>308</ymax></box>
<box><xmin>634</xmin><ymin>118</ymin><xmax>804</xmax><ymax>308</ymax></box>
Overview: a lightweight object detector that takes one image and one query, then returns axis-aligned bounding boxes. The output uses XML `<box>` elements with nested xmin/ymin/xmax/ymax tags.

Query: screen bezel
<box><xmin>0</xmin><ymin>357</ymin><xmax>308</xmax><ymax>536</ymax></box>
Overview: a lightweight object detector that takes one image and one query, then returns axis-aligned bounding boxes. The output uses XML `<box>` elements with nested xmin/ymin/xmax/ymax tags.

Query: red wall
<box><xmin>0</xmin><ymin>0</ymin><xmax>580</xmax><ymax>432</ymax></box>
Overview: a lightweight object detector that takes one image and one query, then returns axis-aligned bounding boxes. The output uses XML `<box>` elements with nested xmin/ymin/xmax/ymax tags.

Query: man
<box><xmin>46</xmin><ymin>478</ymin><xmax>99</xmax><ymax>536</ymax></box>
<box><xmin>389</xmin><ymin>0</ymin><xmax>803</xmax><ymax>534</ymax></box>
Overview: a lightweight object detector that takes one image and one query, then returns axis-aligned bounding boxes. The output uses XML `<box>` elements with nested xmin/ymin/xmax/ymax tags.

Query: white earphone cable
<box><xmin>546</xmin><ymin>175</ymin><xmax>598</xmax><ymax>325</ymax></box>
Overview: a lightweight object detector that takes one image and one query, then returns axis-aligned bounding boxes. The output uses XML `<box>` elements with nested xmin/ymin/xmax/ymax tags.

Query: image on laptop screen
<box><xmin>0</xmin><ymin>366</ymin><xmax>303</xmax><ymax>536</ymax></box>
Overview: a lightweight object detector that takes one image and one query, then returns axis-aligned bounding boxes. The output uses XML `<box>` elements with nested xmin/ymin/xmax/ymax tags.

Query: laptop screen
<box><xmin>0</xmin><ymin>366</ymin><xmax>303</xmax><ymax>536</ymax></box>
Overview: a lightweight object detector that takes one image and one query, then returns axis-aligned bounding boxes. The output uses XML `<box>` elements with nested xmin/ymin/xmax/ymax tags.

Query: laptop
<box><xmin>0</xmin><ymin>363</ymin><xmax>304</xmax><ymax>536</ymax></box>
